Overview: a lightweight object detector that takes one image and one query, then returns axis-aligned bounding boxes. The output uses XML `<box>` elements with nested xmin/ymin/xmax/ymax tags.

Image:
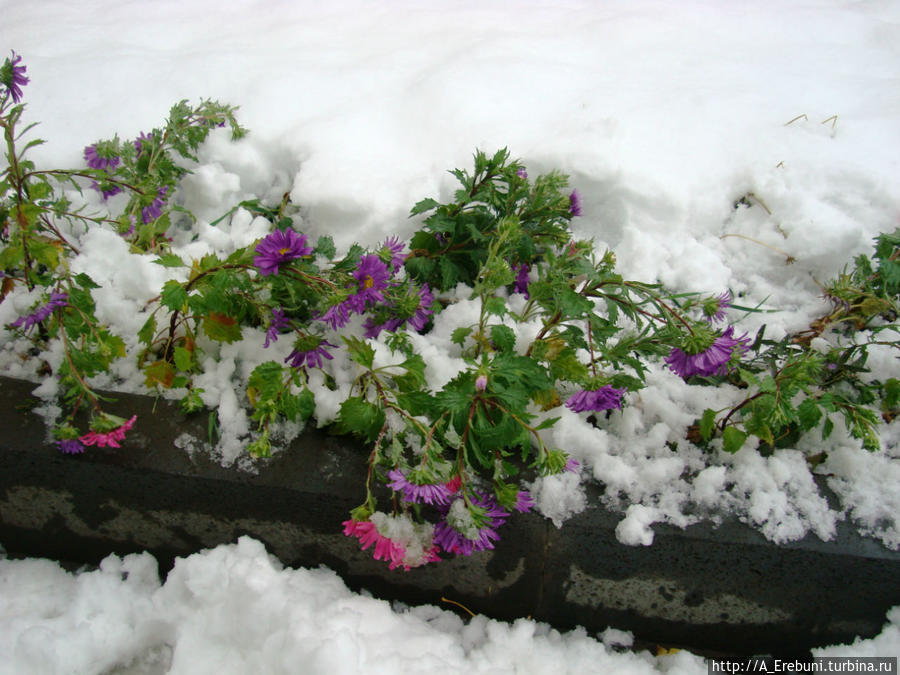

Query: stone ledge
<box><xmin>1</xmin><ymin>375</ymin><xmax>898</xmax><ymax>657</ymax></box>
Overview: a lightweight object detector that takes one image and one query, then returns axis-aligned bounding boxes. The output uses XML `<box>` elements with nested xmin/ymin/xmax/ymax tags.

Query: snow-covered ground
<box><xmin>3</xmin><ymin>0</ymin><xmax>900</xmax><ymax>669</ymax></box>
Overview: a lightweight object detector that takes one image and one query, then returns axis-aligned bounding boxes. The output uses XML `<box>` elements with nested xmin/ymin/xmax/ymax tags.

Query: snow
<box><xmin>3</xmin><ymin>0</ymin><xmax>900</xmax><ymax>667</ymax></box>
<box><xmin>1</xmin><ymin>536</ymin><xmax>898</xmax><ymax>675</ymax></box>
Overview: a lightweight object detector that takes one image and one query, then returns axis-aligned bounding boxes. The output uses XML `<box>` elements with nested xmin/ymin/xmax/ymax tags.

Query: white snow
<box><xmin>3</xmin><ymin>0</ymin><xmax>900</xmax><ymax>666</ymax></box>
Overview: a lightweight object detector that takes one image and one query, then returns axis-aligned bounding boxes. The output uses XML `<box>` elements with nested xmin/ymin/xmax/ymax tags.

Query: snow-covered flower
<box><xmin>253</xmin><ymin>229</ymin><xmax>313</xmax><ymax>276</ymax></box>
<box><xmin>342</xmin><ymin>519</ymin><xmax>408</xmax><ymax>570</ymax></box>
<box><xmin>10</xmin><ymin>291</ymin><xmax>68</xmax><ymax>332</ymax></box>
<box><xmin>568</xmin><ymin>189</ymin><xmax>582</xmax><ymax>216</ymax></box>
<box><xmin>565</xmin><ymin>385</ymin><xmax>625</xmax><ymax>413</ymax></box>
<box><xmin>387</xmin><ymin>469</ymin><xmax>452</xmax><ymax>505</ymax></box>
<box><xmin>0</xmin><ymin>50</ymin><xmax>29</xmax><ymax>103</ymax></box>
<box><xmin>80</xmin><ymin>415</ymin><xmax>137</xmax><ymax>449</ymax></box>
<box><xmin>433</xmin><ymin>493</ymin><xmax>510</xmax><ymax>557</ymax></box>
<box><xmin>665</xmin><ymin>325</ymin><xmax>749</xmax><ymax>379</ymax></box>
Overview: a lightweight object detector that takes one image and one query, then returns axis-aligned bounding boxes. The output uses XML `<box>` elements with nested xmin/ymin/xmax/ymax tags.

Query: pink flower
<box><xmin>342</xmin><ymin>519</ymin><xmax>408</xmax><ymax>570</ymax></box>
<box><xmin>80</xmin><ymin>415</ymin><xmax>137</xmax><ymax>448</ymax></box>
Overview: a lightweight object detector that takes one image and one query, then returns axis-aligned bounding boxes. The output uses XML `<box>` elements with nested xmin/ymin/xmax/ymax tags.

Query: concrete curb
<box><xmin>1</xmin><ymin>375</ymin><xmax>898</xmax><ymax>656</ymax></box>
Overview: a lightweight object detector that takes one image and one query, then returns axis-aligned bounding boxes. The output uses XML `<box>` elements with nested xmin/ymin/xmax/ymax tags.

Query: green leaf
<box><xmin>343</xmin><ymin>335</ymin><xmax>375</xmax><ymax>369</ymax></box>
<box><xmin>884</xmin><ymin>378</ymin><xmax>900</xmax><ymax>410</ymax></box>
<box><xmin>484</xmin><ymin>295</ymin><xmax>507</xmax><ymax>318</ymax></box>
<box><xmin>410</xmin><ymin>197</ymin><xmax>440</xmax><ymax>217</ymax></box>
<box><xmin>153</xmin><ymin>253</ymin><xmax>186</xmax><ymax>268</ymax></box>
<box><xmin>160</xmin><ymin>280</ymin><xmax>188</xmax><ymax>311</ymax></box>
<box><xmin>699</xmin><ymin>408</ymin><xmax>717</xmax><ymax>442</ymax></box>
<box><xmin>796</xmin><ymin>397</ymin><xmax>823</xmax><ymax>432</ymax></box>
<box><xmin>490</xmin><ymin>324</ymin><xmax>516</xmax><ymax>353</ymax></box>
<box><xmin>144</xmin><ymin>360</ymin><xmax>175</xmax><ymax>389</ymax></box>
<box><xmin>722</xmin><ymin>426</ymin><xmax>748</xmax><ymax>454</ymax></box>
<box><xmin>337</xmin><ymin>396</ymin><xmax>385</xmax><ymax>442</ymax></box>
<box><xmin>138</xmin><ymin>314</ymin><xmax>157</xmax><ymax>345</ymax></box>
<box><xmin>315</xmin><ymin>235</ymin><xmax>336</xmax><ymax>259</ymax></box>
<box><xmin>451</xmin><ymin>326</ymin><xmax>473</xmax><ymax>347</ymax></box>
<box><xmin>173</xmin><ymin>346</ymin><xmax>194</xmax><ymax>372</ymax></box>
<box><xmin>202</xmin><ymin>312</ymin><xmax>242</xmax><ymax>343</ymax></box>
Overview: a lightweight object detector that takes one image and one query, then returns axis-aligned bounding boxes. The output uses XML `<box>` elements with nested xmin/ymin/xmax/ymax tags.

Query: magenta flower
<box><xmin>264</xmin><ymin>308</ymin><xmax>290</xmax><ymax>348</ymax></box>
<box><xmin>565</xmin><ymin>385</ymin><xmax>626</xmax><ymax>413</ymax></box>
<box><xmin>665</xmin><ymin>326</ymin><xmax>749</xmax><ymax>379</ymax></box>
<box><xmin>57</xmin><ymin>439</ymin><xmax>85</xmax><ymax>455</ymax></box>
<box><xmin>80</xmin><ymin>415</ymin><xmax>137</xmax><ymax>449</ymax></box>
<box><xmin>565</xmin><ymin>457</ymin><xmax>581</xmax><ymax>473</ymax></box>
<box><xmin>141</xmin><ymin>186</ymin><xmax>169</xmax><ymax>224</ymax></box>
<box><xmin>83</xmin><ymin>144</ymin><xmax>120</xmax><ymax>172</ymax></box>
<box><xmin>387</xmin><ymin>469</ymin><xmax>452</xmax><ymax>506</ymax></box>
<box><xmin>568</xmin><ymin>189</ymin><xmax>582</xmax><ymax>216</ymax></box>
<box><xmin>10</xmin><ymin>291</ymin><xmax>68</xmax><ymax>332</ymax></box>
<box><xmin>342</xmin><ymin>519</ymin><xmax>408</xmax><ymax>569</ymax></box>
<box><xmin>253</xmin><ymin>229</ymin><xmax>313</xmax><ymax>276</ymax></box>
<box><xmin>704</xmin><ymin>291</ymin><xmax>732</xmax><ymax>323</ymax></box>
<box><xmin>347</xmin><ymin>254</ymin><xmax>391</xmax><ymax>313</ymax></box>
<box><xmin>1</xmin><ymin>51</ymin><xmax>30</xmax><ymax>103</ymax></box>
<box><xmin>285</xmin><ymin>339</ymin><xmax>336</xmax><ymax>370</ymax></box>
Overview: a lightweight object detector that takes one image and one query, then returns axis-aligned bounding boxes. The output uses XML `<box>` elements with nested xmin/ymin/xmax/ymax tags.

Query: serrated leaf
<box><xmin>343</xmin><ymin>335</ymin><xmax>375</xmax><ymax>369</ymax></box>
<box><xmin>485</xmin><ymin>295</ymin><xmax>507</xmax><ymax>318</ymax></box>
<box><xmin>451</xmin><ymin>325</ymin><xmax>473</xmax><ymax>347</ymax></box>
<box><xmin>410</xmin><ymin>197</ymin><xmax>440</xmax><ymax>217</ymax></box>
<box><xmin>699</xmin><ymin>408</ymin><xmax>717</xmax><ymax>441</ymax></box>
<box><xmin>173</xmin><ymin>345</ymin><xmax>194</xmax><ymax>372</ymax></box>
<box><xmin>153</xmin><ymin>253</ymin><xmax>185</xmax><ymax>268</ymax></box>
<box><xmin>490</xmin><ymin>324</ymin><xmax>516</xmax><ymax>353</ymax></box>
<box><xmin>337</xmin><ymin>396</ymin><xmax>385</xmax><ymax>442</ymax></box>
<box><xmin>202</xmin><ymin>312</ymin><xmax>242</xmax><ymax>343</ymax></box>
<box><xmin>160</xmin><ymin>280</ymin><xmax>188</xmax><ymax>311</ymax></box>
<box><xmin>144</xmin><ymin>360</ymin><xmax>175</xmax><ymax>388</ymax></box>
<box><xmin>138</xmin><ymin>314</ymin><xmax>157</xmax><ymax>345</ymax></box>
<box><xmin>722</xmin><ymin>426</ymin><xmax>748</xmax><ymax>454</ymax></box>
<box><xmin>796</xmin><ymin>397</ymin><xmax>822</xmax><ymax>432</ymax></box>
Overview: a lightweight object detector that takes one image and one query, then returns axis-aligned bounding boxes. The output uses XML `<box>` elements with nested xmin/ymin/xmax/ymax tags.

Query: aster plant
<box><xmin>2</xmin><ymin>61</ymin><xmax>898</xmax><ymax>572</ymax></box>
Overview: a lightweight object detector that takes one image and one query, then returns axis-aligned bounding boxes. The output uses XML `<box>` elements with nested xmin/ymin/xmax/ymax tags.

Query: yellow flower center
<box><xmin>278</xmin><ymin>247</ymin><xmax>291</xmax><ymax>256</ymax></box>
<box><xmin>363</xmin><ymin>275</ymin><xmax>374</xmax><ymax>289</ymax></box>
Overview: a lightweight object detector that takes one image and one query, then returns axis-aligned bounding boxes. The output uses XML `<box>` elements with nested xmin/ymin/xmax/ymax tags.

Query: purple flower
<box><xmin>264</xmin><ymin>308</ymin><xmax>290</xmax><ymax>348</ymax></box>
<box><xmin>516</xmin><ymin>168</ymin><xmax>528</xmax><ymax>179</ymax></box>
<box><xmin>665</xmin><ymin>326</ymin><xmax>749</xmax><ymax>379</ymax></box>
<box><xmin>141</xmin><ymin>186</ymin><xmax>169</xmax><ymax>224</ymax></box>
<box><xmin>134</xmin><ymin>131</ymin><xmax>152</xmax><ymax>155</ymax></box>
<box><xmin>387</xmin><ymin>469</ymin><xmax>452</xmax><ymax>506</ymax></box>
<box><xmin>704</xmin><ymin>291</ymin><xmax>732</xmax><ymax>323</ymax></box>
<box><xmin>513</xmin><ymin>263</ymin><xmax>530</xmax><ymax>298</ymax></box>
<box><xmin>362</xmin><ymin>284</ymin><xmax>434</xmax><ymax>339</ymax></box>
<box><xmin>514</xmin><ymin>490</ymin><xmax>535</xmax><ymax>513</ymax></box>
<box><xmin>91</xmin><ymin>181</ymin><xmax>123</xmax><ymax>201</ymax></box>
<box><xmin>253</xmin><ymin>229</ymin><xmax>313</xmax><ymax>276</ymax></box>
<box><xmin>1</xmin><ymin>51</ymin><xmax>30</xmax><ymax>103</ymax></box>
<box><xmin>347</xmin><ymin>254</ymin><xmax>390</xmax><ymax>313</ymax></box>
<box><xmin>83</xmin><ymin>144</ymin><xmax>120</xmax><ymax>172</ymax></box>
<box><xmin>285</xmin><ymin>339</ymin><xmax>336</xmax><ymax>370</ymax></box>
<box><xmin>565</xmin><ymin>457</ymin><xmax>581</xmax><ymax>473</ymax></box>
<box><xmin>382</xmin><ymin>236</ymin><xmax>406</xmax><ymax>272</ymax></box>
<box><xmin>565</xmin><ymin>385</ymin><xmax>626</xmax><ymax>413</ymax></box>
<box><xmin>433</xmin><ymin>492</ymin><xmax>510</xmax><ymax>557</ymax></box>
<box><xmin>57</xmin><ymin>438</ymin><xmax>85</xmax><ymax>455</ymax></box>
<box><xmin>475</xmin><ymin>374</ymin><xmax>488</xmax><ymax>392</ymax></box>
<box><xmin>10</xmin><ymin>291</ymin><xmax>68</xmax><ymax>332</ymax></box>
<box><xmin>320</xmin><ymin>301</ymin><xmax>352</xmax><ymax>330</ymax></box>
<box><xmin>568</xmin><ymin>189</ymin><xmax>582</xmax><ymax>217</ymax></box>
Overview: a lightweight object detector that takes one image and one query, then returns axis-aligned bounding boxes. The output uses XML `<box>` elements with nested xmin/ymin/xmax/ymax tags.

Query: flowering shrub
<box><xmin>2</xmin><ymin>51</ymin><xmax>898</xmax><ymax>568</ymax></box>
